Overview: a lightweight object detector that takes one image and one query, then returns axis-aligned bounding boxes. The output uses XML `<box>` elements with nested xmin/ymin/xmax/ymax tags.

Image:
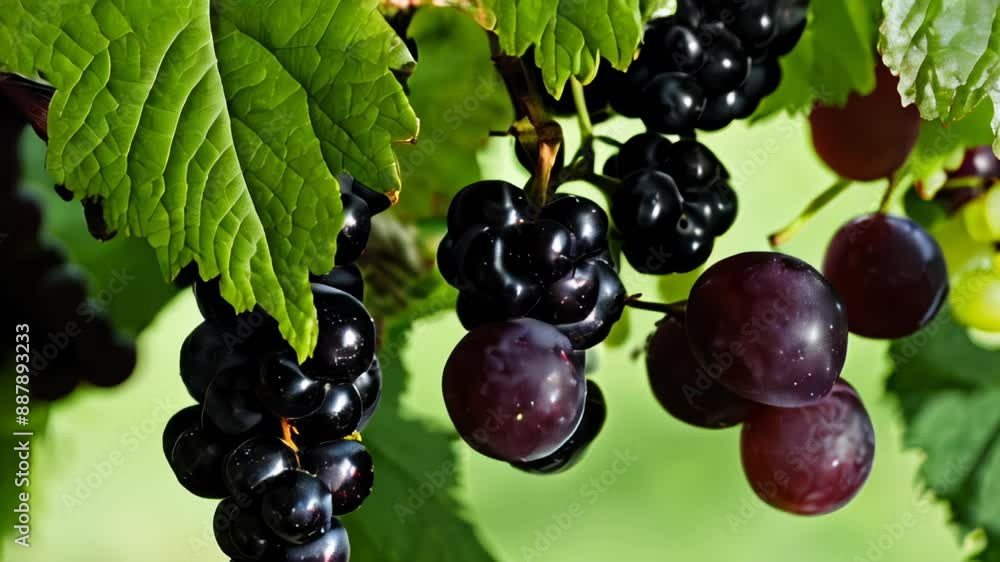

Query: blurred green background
<box><xmin>2</xmin><ymin>111</ymin><xmax>970</xmax><ymax>562</ymax></box>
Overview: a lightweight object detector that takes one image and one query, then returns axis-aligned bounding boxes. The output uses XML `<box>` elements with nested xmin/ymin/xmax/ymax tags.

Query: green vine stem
<box><xmin>769</xmin><ymin>179</ymin><xmax>853</xmax><ymax>247</ymax></box>
<box><xmin>570</xmin><ymin>76</ymin><xmax>593</xmax><ymax>140</ymax></box>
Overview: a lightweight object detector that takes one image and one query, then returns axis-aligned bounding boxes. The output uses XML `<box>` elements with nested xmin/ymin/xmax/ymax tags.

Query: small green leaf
<box><xmin>473</xmin><ymin>0</ymin><xmax>644</xmax><ymax>96</ymax></box>
<box><xmin>887</xmin><ymin>311</ymin><xmax>1000</xmax><ymax>560</ymax></box>
<box><xmin>0</xmin><ymin>0</ymin><xmax>419</xmax><ymax>361</ymax></box>
<box><xmin>879</xmin><ymin>0</ymin><xmax>1000</xmax><ymax>155</ymax></box>
<box><xmin>753</xmin><ymin>0</ymin><xmax>881</xmax><ymax>121</ymax></box>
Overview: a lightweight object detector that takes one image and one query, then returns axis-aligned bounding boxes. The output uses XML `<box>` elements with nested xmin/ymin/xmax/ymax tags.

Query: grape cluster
<box><xmin>0</xmin><ymin>103</ymin><xmax>137</xmax><ymax>400</ymax></box>
<box><xmin>646</xmin><ymin>252</ymin><xmax>876</xmax><ymax>515</ymax></box>
<box><xmin>611</xmin><ymin>0</ymin><xmax>807</xmax><ymax>133</ymax></box>
<box><xmin>437</xmin><ymin>181</ymin><xmax>619</xmax><ymax>468</ymax></box>
<box><xmin>163</xmin><ymin>174</ymin><xmax>388</xmax><ymax>562</ymax></box>
<box><xmin>605</xmin><ymin>132</ymin><xmax>737</xmax><ymax>274</ymax></box>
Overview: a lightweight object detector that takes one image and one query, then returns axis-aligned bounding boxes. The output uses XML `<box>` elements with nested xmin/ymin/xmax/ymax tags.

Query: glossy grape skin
<box><xmin>512</xmin><ymin>379</ymin><xmax>606</xmax><ymax>474</ymax></box>
<box><xmin>506</xmin><ymin>220</ymin><xmax>577</xmax><ymax>284</ymax></box>
<box><xmin>462</xmin><ymin>230</ymin><xmax>543</xmax><ymax>317</ymax></box>
<box><xmin>447</xmin><ymin>180</ymin><xmax>535</xmax><ymax>232</ymax></box>
<box><xmin>305</xmin><ymin>284</ymin><xmax>376</xmax><ymax>381</ymax></box>
<box><xmin>622</xmin><ymin>212</ymin><xmax>715</xmax><ymax>275</ymax></box>
<box><xmin>215</xmin><ymin>498</ymin><xmax>277</xmax><ymax>560</ymax></box>
<box><xmin>310</xmin><ymin>264</ymin><xmax>364</xmax><ymax>302</ymax></box>
<box><xmin>697</xmin><ymin>91</ymin><xmax>753</xmax><ymax>130</ymax></box>
<box><xmin>258</xmin><ymin>353</ymin><xmax>327</xmax><ymax>419</ymax></box>
<box><xmin>641</xmin><ymin>73</ymin><xmax>706</xmax><ymax>134</ymax></box>
<box><xmin>283</xmin><ymin>519</ymin><xmax>350</xmax><ymax>562</ymax></box>
<box><xmin>169</xmin><ymin>423</ymin><xmax>230</xmax><ymax>498</ymax></box>
<box><xmin>535</xmin><ymin>260</ymin><xmax>602</xmax><ymax>325</ymax></box>
<box><xmin>810</xmin><ymin>63</ymin><xmax>920</xmax><ymax>181</ymax></box>
<box><xmin>442</xmin><ymin>319</ymin><xmax>586</xmax><ymax>462</ymax></box>
<box><xmin>204</xmin><ymin>360</ymin><xmax>267</xmax><ymax>435</ymax></box>
<box><xmin>163</xmin><ymin>406</ymin><xmax>202</xmax><ymax>459</ymax></box>
<box><xmin>695</xmin><ymin>24</ymin><xmax>751</xmax><ymax>94</ymax></box>
<box><xmin>686</xmin><ymin>252</ymin><xmax>848</xmax><ymax>407</ymax></box>
<box><xmin>770</xmin><ymin>0</ymin><xmax>809</xmax><ymax>56</ymax></box>
<box><xmin>549</xmin><ymin>260</ymin><xmax>627</xmax><ymax>349</ymax></box>
<box><xmin>824</xmin><ymin>214</ymin><xmax>948</xmax><ymax>339</ymax></box>
<box><xmin>952</xmin><ymin>265</ymin><xmax>1000</xmax><ymax>332</ymax></box>
<box><xmin>339</xmin><ymin>172</ymin><xmax>391</xmax><ymax>215</ymax></box>
<box><xmin>540</xmin><ymin>195</ymin><xmax>611</xmax><ymax>257</ymax></box>
<box><xmin>224</xmin><ymin>436</ymin><xmax>298</xmax><ymax>497</ymax></box>
<box><xmin>292</xmin><ymin>383</ymin><xmax>363</xmax><ymax>445</ymax></box>
<box><xmin>613</xmin><ymin>132</ymin><xmax>671</xmax><ymax>177</ymax></box>
<box><xmin>301</xmin><ymin>440</ymin><xmax>375</xmax><ymax>515</ymax></box>
<box><xmin>181</xmin><ymin>322</ymin><xmax>238</xmax><ymax>402</ymax></box>
<box><xmin>663</xmin><ymin>140</ymin><xmax>729</xmax><ymax>187</ymax></box>
<box><xmin>611</xmin><ymin>170</ymin><xmax>684</xmax><ymax>233</ymax></box>
<box><xmin>194</xmin><ymin>277</ymin><xmax>237</xmax><ymax>326</ymax></box>
<box><xmin>261</xmin><ymin>471</ymin><xmax>334</xmax><ymax>544</ymax></box>
<box><xmin>335</xmin><ymin>192</ymin><xmax>372</xmax><ymax>265</ymax></box>
<box><xmin>646</xmin><ymin>315</ymin><xmax>752</xmax><ymax>428</ymax></box>
<box><xmin>741</xmin><ymin>380</ymin><xmax>875</xmax><ymax>515</ymax></box>
<box><xmin>353</xmin><ymin>359</ymin><xmax>382</xmax><ymax>430</ymax></box>
<box><xmin>684</xmin><ymin>183</ymin><xmax>738</xmax><ymax>236</ymax></box>
<box><xmin>743</xmin><ymin>57</ymin><xmax>782</xmax><ymax>100</ymax></box>
<box><xmin>715</xmin><ymin>0</ymin><xmax>778</xmax><ymax>47</ymax></box>
<box><xmin>951</xmin><ymin>145</ymin><xmax>1000</xmax><ymax>180</ymax></box>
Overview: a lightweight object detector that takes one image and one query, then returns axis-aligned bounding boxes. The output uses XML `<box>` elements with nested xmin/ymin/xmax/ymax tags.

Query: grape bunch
<box><xmin>605</xmin><ymin>132</ymin><xmax>737</xmax><ymax>274</ymax></box>
<box><xmin>0</xmin><ymin>101</ymin><xmax>137</xmax><ymax>400</ymax></box>
<box><xmin>610</xmin><ymin>0</ymin><xmax>807</xmax><ymax>133</ymax></box>
<box><xmin>163</xmin><ymin>174</ymin><xmax>388</xmax><ymax>562</ymax></box>
<box><xmin>437</xmin><ymin>181</ymin><xmax>620</xmax><ymax>469</ymax></box>
<box><xmin>646</xmin><ymin>252</ymin><xmax>876</xmax><ymax>515</ymax></box>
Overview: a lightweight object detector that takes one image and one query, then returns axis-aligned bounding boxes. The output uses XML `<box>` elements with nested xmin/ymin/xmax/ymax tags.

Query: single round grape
<box><xmin>223</xmin><ymin>436</ymin><xmax>298</xmax><ymax>497</ymax></box>
<box><xmin>353</xmin><ymin>358</ymin><xmax>382</xmax><ymax>430</ymax></box>
<box><xmin>640</xmin><ymin>73</ymin><xmax>706</xmax><ymax>134</ymax></box>
<box><xmin>645</xmin><ymin>18</ymin><xmax>706</xmax><ymax>74</ymax></box>
<box><xmin>662</xmin><ymin>139</ymin><xmax>729</xmax><ymax>188</ymax></box>
<box><xmin>305</xmin><ymin>284</ymin><xmax>376</xmax><ymax>381</ymax></box>
<box><xmin>204</xmin><ymin>359</ymin><xmax>267</xmax><ymax>435</ymax></box>
<box><xmin>310</xmin><ymin>263</ymin><xmax>364</xmax><ymax>302</ymax></box>
<box><xmin>695</xmin><ymin>23</ymin><xmax>751</xmax><ymax>94</ymax></box>
<box><xmin>540</xmin><ymin>195</ymin><xmax>611</xmax><ymax>258</ymax></box>
<box><xmin>506</xmin><ymin>220</ymin><xmax>577</xmax><ymax>284</ymax></box>
<box><xmin>261</xmin><ymin>470</ymin><xmax>333</xmax><ymax>544</ymax></box>
<box><xmin>300</xmin><ymin>439</ymin><xmax>375</xmax><ymax>515</ymax></box>
<box><xmin>950</xmin><ymin>145</ymin><xmax>1000</xmax><ymax>181</ymax></box>
<box><xmin>810</xmin><ymin>63</ymin><xmax>920</xmax><ymax>181</ymax></box>
<box><xmin>163</xmin><ymin>406</ymin><xmax>202</xmax><ymax>460</ymax></box>
<box><xmin>214</xmin><ymin>497</ymin><xmax>276</xmax><ymax>560</ymax></box>
<box><xmin>461</xmin><ymin>230</ymin><xmax>543</xmax><ymax>317</ymax></box>
<box><xmin>548</xmin><ymin>259</ymin><xmax>627</xmax><ymax>349</ymax></box>
<box><xmin>613</xmin><ymin>132</ymin><xmax>671</xmax><ymax>177</ymax></box>
<box><xmin>437</xmin><ymin>224</ymin><xmax>490</xmax><ymax>289</ymax></box>
<box><xmin>442</xmin><ymin>319</ymin><xmax>585</xmax><ymax>462</ymax></box>
<box><xmin>535</xmin><ymin>260</ymin><xmax>602</xmax><ymax>325</ymax></box>
<box><xmin>291</xmin><ymin>382</ymin><xmax>363</xmax><ymax>445</ymax></box>
<box><xmin>741</xmin><ymin>380</ymin><xmax>875</xmax><ymax>515</ymax></box>
<box><xmin>511</xmin><ymin>379</ymin><xmax>607</xmax><ymax>474</ymax></box>
<box><xmin>697</xmin><ymin>91</ymin><xmax>754</xmax><ymax>131</ymax></box>
<box><xmin>742</xmin><ymin>57</ymin><xmax>782</xmax><ymax>100</ymax></box>
<box><xmin>335</xmin><ymin>192</ymin><xmax>371</xmax><ymax>266</ymax></box>
<box><xmin>713</xmin><ymin>0</ymin><xmax>778</xmax><ymax>47</ymax></box>
<box><xmin>283</xmin><ymin>518</ymin><xmax>350</xmax><ymax>562</ymax></box>
<box><xmin>169</xmin><ymin>424</ymin><xmax>230</xmax><ymax>499</ymax></box>
<box><xmin>622</xmin><ymin>211</ymin><xmax>715</xmax><ymax>275</ymax></box>
<box><xmin>770</xmin><ymin>0</ymin><xmax>809</xmax><ymax>56</ymax></box>
<box><xmin>646</xmin><ymin>315</ymin><xmax>752</xmax><ymax>428</ymax></box>
<box><xmin>447</xmin><ymin>180</ymin><xmax>535</xmax><ymax>233</ymax></box>
<box><xmin>258</xmin><ymin>353</ymin><xmax>328</xmax><ymax>419</ymax></box>
<box><xmin>823</xmin><ymin>214</ymin><xmax>948</xmax><ymax>339</ymax></box>
<box><xmin>686</xmin><ymin>252</ymin><xmax>848</xmax><ymax>407</ymax></box>
<box><xmin>87</xmin><ymin>333</ymin><xmax>137</xmax><ymax>388</ymax></box>
<box><xmin>952</xmin><ymin>264</ymin><xmax>1000</xmax><ymax>332</ymax></box>
<box><xmin>611</xmin><ymin>169</ymin><xmax>684</xmax><ymax>234</ymax></box>
<box><xmin>338</xmin><ymin>172</ymin><xmax>392</xmax><ymax>215</ymax></box>
<box><xmin>683</xmin><ymin>182</ymin><xmax>738</xmax><ymax>236</ymax></box>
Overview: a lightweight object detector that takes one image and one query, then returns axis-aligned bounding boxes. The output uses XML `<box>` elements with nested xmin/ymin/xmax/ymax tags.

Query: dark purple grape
<box><xmin>261</xmin><ymin>470</ymin><xmax>333</xmax><ymax>544</ymax></box>
<box><xmin>646</xmin><ymin>315</ymin><xmax>751</xmax><ymax>428</ymax></box>
<box><xmin>611</xmin><ymin>169</ymin><xmax>684</xmax><ymax>234</ymax></box>
<box><xmin>214</xmin><ymin>498</ymin><xmax>276</xmax><ymax>560</ymax></box>
<box><xmin>742</xmin><ymin>57</ymin><xmax>782</xmax><ymax>100</ymax></box>
<box><xmin>305</xmin><ymin>284</ymin><xmax>375</xmax><ymax>381</ymax></box>
<box><xmin>300</xmin><ymin>440</ymin><xmax>374</xmax><ymax>515</ymax></box>
<box><xmin>642</xmin><ymin>17</ymin><xmax>706</xmax><ymax>74</ymax></box>
<box><xmin>454</xmin><ymin>290</ymin><xmax>509</xmax><ymax>330</ymax></box>
<box><xmin>204</xmin><ymin>360</ymin><xmax>267</xmax><ymax>435</ymax></box>
<box><xmin>548</xmin><ymin>260</ymin><xmax>626</xmax><ymax>349</ymax></box>
<box><xmin>712</xmin><ymin>0</ymin><xmax>778</xmax><ymax>48</ymax></box>
<box><xmin>339</xmin><ymin>173</ymin><xmax>391</xmax><ymax>215</ymax></box>
<box><xmin>615</xmin><ymin>132</ymin><xmax>672</xmax><ymax>177</ymax></box>
<box><xmin>610</xmin><ymin>63</ymin><xmax>654</xmax><ymax>118</ymax></box>
<box><xmin>683</xmin><ymin>182</ymin><xmax>738</xmax><ymax>236</ymax></box>
<box><xmin>506</xmin><ymin>220</ymin><xmax>577</xmax><ymax>283</ymax></box>
<box><xmin>223</xmin><ymin>436</ymin><xmax>298</xmax><ymax>497</ymax></box>
<box><xmin>770</xmin><ymin>0</ymin><xmax>809</xmax><ymax>56</ymax></box>
<box><xmin>662</xmin><ymin>139</ymin><xmax>729</xmax><ymax>187</ymax></box>
<box><xmin>163</xmin><ymin>406</ymin><xmax>202</xmax><ymax>459</ymax></box>
<box><xmin>353</xmin><ymin>359</ymin><xmax>382</xmax><ymax>430</ymax></box>
<box><xmin>180</xmin><ymin>322</ymin><xmax>238</xmax><ymax>402</ymax></box>
<box><xmin>640</xmin><ymin>73</ymin><xmax>706</xmax><ymax>134</ymax></box>
<box><xmin>461</xmin><ymin>230</ymin><xmax>542</xmax><ymax>317</ymax></box>
<box><xmin>86</xmin><ymin>333</ymin><xmax>137</xmax><ymax>388</ymax></box>
<box><xmin>310</xmin><ymin>264</ymin><xmax>364</xmax><ymax>302</ymax></box>
<box><xmin>447</xmin><ymin>180</ymin><xmax>535</xmax><ymax>232</ymax></box>
<box><xmin>686</xmin><ymin>252</ymin><xmax>847</xmax><ymax>407</ymax></box>
<box><xmin>258</xmin><ymin>353</ymin><xmax>327</xmax><ymax>419</ymax></box>
<box><xmin>695</xmin><ymin>23</ymin><xmax>751</xmax><ymax>94</ymax></box>
<box><xmin>696</xmin><ymin>91</ymin><xmax>748</xmax><ymax>130</ymax></box>
<box><xmin>741</xmin><ymin>380</ymin><xmax>875</xmax><ymax>515</ymax></box>
<box><xmin>622</xmin><ymin>211</ymin><xmax>715</xmax><ymax>274</ymax></box>
<box><xmin>194</xmin><ymin>277</ymin><xmax>237</xmax><ymax>326</ymax></box>
<box><xmin>335</xmin><ymin>192</ymin><xmax>371</xmax><ymax>265</ymax></box>
<box><xmin>291</xmin><ymin>382</ymin><xmax>363</xmax><ymax>444</ymax></box>
<box><xmin>540</xmin><ymin>195</ymin><xmax>611</xmax><ymax>257</ymax></box>
<box><xmin>512</xmin><ymin>379</ymin><xmax>606</xmax><ymax>474</ymax></box>
<box><xmin>442</xmin><ymin>319</ymin><xmax>585</xmax><ymax>462</ymax></box>
<box><xmin>823</xmin><ymin>214</ymin><xmax>948</xmax><ymax>339</ymax></box>
<box><xmin>169</xmin><ymin>423</ymin><xmax>230</xmax><ymax>498</ymax></box>
<box><xmin>949</xmin><ymin>145</ymin><xmax>1000</xmax><ymax>181</ymax></box>
<box><xmin>437</xmin><ymin>225</ymin><xmax>490</xmax><ymax>289</ymax></box>
<box><xmin>535</xmin><ymin>260</ymin><xmax>602</xmax><ymax>325</ymax></box>
<box><xmin>283</xmin><ymin>518</ymin><xmax>350</xmax><ymax>562</ymax></box>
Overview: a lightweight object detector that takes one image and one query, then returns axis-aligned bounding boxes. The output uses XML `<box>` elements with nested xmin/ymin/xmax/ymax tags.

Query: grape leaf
<box><xmin>880</xmin><ymin>0</ymin><xmax>1000</xmax><ymax>156</ymax></box>
<box><xmin>394</xmin><ymin>7</ymin><xmax>511</xmax><ymax>222</ymax></box>
<box><xmin>753</xmin><ymin>0</ymin><xmax>881</xmax><ymax>121</ymax></box>
<box><xmin>472</xmin><ymin>0</ymin><xmax>644</xmax><ymax>97</ymax></box>
<box><xmin>0</xmin><ymin>0</ymin><xmax>419</xmax><ymax>361</ymax></box>
<box><xmin>887</xmin><ymin>311</ymin><xmax>1000</xmax><ymax>561</ymax></box>
<box><xmin>345</xmin><ymin>277</ymin><xmax>497</xmax><ymax>562</ymax></box>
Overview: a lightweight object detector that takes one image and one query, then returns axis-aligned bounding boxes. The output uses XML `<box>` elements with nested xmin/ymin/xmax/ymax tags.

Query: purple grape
<box><xmin>646</xmin><ymin>315</ymin><xmax>752</xmax><ymax>428</ymax></box>
<box><xmin>300</xmin><ymin>440</ymin><xmax>374</xmax><ymax>515</ymax></box>
<box><xmin>261</xmin><ymin>470</ymin><xmax>333</xmax><ymax>544</ymax></box>
<box><xmin>442</xmin><ymin>319</ymin><xmax>585</xmax><ymax>462</ymax></box>
<box><xmin>353</xmin><ymin>359</ymin><xmax>382</xmax><ymax>430</ymax></box>
<box><xmin>305</xmin><ymin>284</ymin><xmax>376</xmax><ymax>381</ymax></box>
<box><xmin>823</xmin><ymin>214</ymin><xmax>948</xmax><ymax>339</ymax></box>
<box><xmin>686</xmin><ymin>252</ymin><xmax>847</xmax><ymax>407</ymax></box>
<box><xmin>223</xmin><ymin>436</ymin><xmax>298</xmax><ymax>497</ymax></box>
<box><xmin>169</xmin><ymin>423</ymin><xmax>230</xmax><ymax>499</ymax></box>
<box><xmin>511</xmin><ymin>379</ymin><xmax>606</xmax><ymax>474</ymax></box>
<box><xmin>257</xmin><ymin>353</ymin><xmax>327</xmax><ymax>419</ymax></box>
<box><xmin>214</xmin><ymin>498</ymin><xmax>277</xmax><ymax>560</ymax></box>
<box><xmin>335</xmin><ymin>192</ymin><xmax>371</xmax><ymax>265</ymax></box>
<box><xmin>283</xmin><ymin>519</ymin><xmax>350</xmax><ymax>562</ymax></box>
<box><xmin>741</xmin><ymin>380</ymin><xmax>875</xmax><ymax>515</ymax></box>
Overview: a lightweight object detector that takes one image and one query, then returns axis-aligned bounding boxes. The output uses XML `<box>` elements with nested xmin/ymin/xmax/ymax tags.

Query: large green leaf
<box><xmin>346</xmin><ymin>278</ymin><xmax>497</xmax><ymax>562</ymax></box>
<box><xmin>887</xmin><ymin>311</ymin><xmax>1000</xmax><ymax>560</ymax></box>
<box><xmin>0</xmin><ymin>0</ymin><xmax>418</xmax><ymax>361</ymax></box>
<box><xmin>880</xmin><ymin>0</ymin><xmax>1000</xmax><ymax>155</ymax></box>
<box><xmin>474</xmin><ymin>0</ymin><xmax>644</xmax><ymax>97</ymax></box>
<box><xmin>753</xmin><ymin>0</ymin><xmax>881</xmax><ymax>120</ymax></box>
